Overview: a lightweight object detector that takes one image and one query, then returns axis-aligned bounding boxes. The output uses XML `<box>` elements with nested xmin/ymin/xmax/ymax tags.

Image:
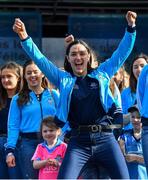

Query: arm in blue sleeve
<box><xmin>21</xmin><ymin>37</ymin><xmax>65</xmax><ymax>89</ymax></box>
<box><xmin>5</xmin><ymin>95</ymin><xmax>21</xmax><ymax>150</ymax></box>
<box><xmin>99</xmin><ymin>28</ymin><xmax>136</xmax><ymax>78</ymax></box>
<box><xmin>137</xmin><ymin>65</ymin><xmax>148</xmax><ymax>112</ymax></box>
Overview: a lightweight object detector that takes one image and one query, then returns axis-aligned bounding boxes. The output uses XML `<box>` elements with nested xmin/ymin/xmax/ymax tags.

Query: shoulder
<box><xmin>59</xmin><ymin>141</ymin><xmax>67</xmax><ymax>149</ymax></box>
<box><xmin>36</xmin><ymin>143</ymin><xmax>45</xmax><ymax>150</ymax></box>
<box><xmin>12</xmin><ymin>93</ymin><xmax>19</xmax><ymax>100</ymax></box>
<box><xmin>51</xmin><ymin>89</ymin><xmax>59</xmax><ymax>96</ymax></box>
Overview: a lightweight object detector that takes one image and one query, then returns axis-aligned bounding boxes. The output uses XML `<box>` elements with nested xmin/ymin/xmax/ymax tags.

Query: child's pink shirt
<box><xmin>32</xmin><ymin>140</ymin><xmax>67</xmax><ymax>179</ymax></box>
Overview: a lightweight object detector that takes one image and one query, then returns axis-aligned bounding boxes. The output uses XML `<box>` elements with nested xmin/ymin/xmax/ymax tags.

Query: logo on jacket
<box><xmin>73</xmin><ymin>84</ymin><xmax>79</xmax><ymax>89</ymax></box>
<box><xmin>89</xmin><ymin>82</ymin><xmax>98</xmax><ymax>89</ymax></box>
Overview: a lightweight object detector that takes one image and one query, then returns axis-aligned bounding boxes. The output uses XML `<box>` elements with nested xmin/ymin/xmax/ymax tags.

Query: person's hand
<box><xmin>47</xmin><ymin>158</ymin><xmax>59</xmax><ymax>167</ymax></box>
<box><xmin>65</xmin><ymin>34</ymin><xmax>74</xmax><ymax>47</ymax></box>
<box><xmin>125</xmin><ymin>154</ymin><xmax>138</xmax><ymax>162</ymax></box>
<box><xmin>126</xmin><ymin>11</ymin><xmax>137</xmax><ymax>27</ymax></box>
<box><xmin>6</xmin><ymin>154</ymin><xmax>16</xmax><ymax>167</ymax></box>
<box><xmin>13</xmin><ymin>18</ymin><xmax>28</xmax><ymax>40</ymax></box>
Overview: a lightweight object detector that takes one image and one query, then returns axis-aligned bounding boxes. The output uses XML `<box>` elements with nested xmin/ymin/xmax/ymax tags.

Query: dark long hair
<box><xmin>64</xmin><ymin>40</ymin><xmax>96</xmax><ymax>74</ymax></box>
<box><xmin>0</xmin><ymin>61</ymin><xmax>23</xmax><ymax>110</ymax></box>
<box><xmin>130</xmin><ymin>53</ymin><xmax>148</xmax><ymax>93</ymax></box>
<box><xmin>17</xmin><ymin>60</ymin><xmax>49</xmax><ymax>106</ymax></box>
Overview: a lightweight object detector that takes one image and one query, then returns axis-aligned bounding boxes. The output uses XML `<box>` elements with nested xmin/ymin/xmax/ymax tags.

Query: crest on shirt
<box><xmin>90</xmin><ymin>82</ymin><xmax>98</xmax><ymax>89</ymax></box>
<box><xmin>55</xmin><ymin>155</ymin><xmax>63</xmax><ymax>162</ymax></box>
<box><xmin>73</xmin><ymin>84</ymin><xmax>79</xmax><ymax>89</ymax></box>
<box><xmin>48</xmin><ymin>97</ymin><xmax>54</xmax><ymax>104</ymax></box>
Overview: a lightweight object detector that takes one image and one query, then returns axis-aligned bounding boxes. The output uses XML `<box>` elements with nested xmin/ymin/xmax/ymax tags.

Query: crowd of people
<box><xmin>0</xmin><ymin>10</ymin><xmax>148</xmax><ymax>179</ymax></box>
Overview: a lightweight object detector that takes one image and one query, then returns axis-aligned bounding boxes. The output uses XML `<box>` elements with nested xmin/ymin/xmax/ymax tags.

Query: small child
<box><xmin>118</xmin><ymin>105</ymin><xmax>147</xmax><ymax>179</ymax></box>
<box><xmin>32</xmin><ymin>116</ymin><xmax>67</xmax><ymax>179</ymax></box>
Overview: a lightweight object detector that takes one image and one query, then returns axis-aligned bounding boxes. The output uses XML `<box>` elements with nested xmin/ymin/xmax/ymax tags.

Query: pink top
<box><xmin>32</xmin><ymin>140</ymin><xmax>67</xmax><ymax>179</ymax></box>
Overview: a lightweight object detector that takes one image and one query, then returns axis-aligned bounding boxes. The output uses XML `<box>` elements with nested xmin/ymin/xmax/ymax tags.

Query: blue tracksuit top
<box><xmin>137</xmin><ymin>64</ymin><xmax>148</xmax><ymax>118</ymax></box>
<box><xmin>121</xmin><ymin>87</ymin><xmax>136</xmax><ymax>114</ymax></box>
<box><xmin>6</xmin><ymin>88</ymin><xmax>59</xmax><ymax>149</ymax></box>
<box><xmin>21</xmin><ymin>29</ymin><xmax>136</xmax><ymax>126</ymax></box>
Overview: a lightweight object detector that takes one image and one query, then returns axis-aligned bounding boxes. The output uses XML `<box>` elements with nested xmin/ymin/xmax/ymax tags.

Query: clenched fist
<box><xmin>126</xmin><ymin>11</ymin><xmax>137</xmax><ymax>27</ymax></box>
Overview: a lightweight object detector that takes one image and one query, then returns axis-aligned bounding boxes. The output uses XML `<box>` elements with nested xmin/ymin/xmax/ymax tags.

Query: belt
<box><xmin>0</xmin><ymin>133</ymin><xmax>7</xmax><ymax>137</ymax></box>
<box><xmin>77</xmin><ymin>124</ymin><xmax>122</xmax><ymax>133</ymax></box>
<box><xmin>20</xmin><ymin>132</ymin><xmax>41</xmax><ymax>139</ymax></box>
<box><xmin>0</xmin><ymin>131</ymin><xmax>7</xmax><ymax>137</ymax></box>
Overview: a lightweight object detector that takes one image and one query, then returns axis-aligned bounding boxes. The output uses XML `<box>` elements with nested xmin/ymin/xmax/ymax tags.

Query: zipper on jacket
<box><xmin>36</xmin><ymin>94</ymin><xmax>43</xmax><ymax>121</ymax></box>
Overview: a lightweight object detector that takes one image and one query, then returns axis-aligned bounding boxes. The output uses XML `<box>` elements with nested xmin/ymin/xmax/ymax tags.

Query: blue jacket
<box><xmin>21</xmin><ymin>29</ymin><xmax>136</xmax><ymax>126</ymax></box>
<box><xmin>6</xmin><ymin>88</ymin><xmax>59</xmax><ymax>149</ymax></box>
<box><xmin>137</xmin><ymin>64</ymin><xmax>148</xmax><ymax>118</ymax></box>
<box><xmin>121</xmin><ymin>87</ymin><xmax>136</xmax><ymax>114</ymax></box>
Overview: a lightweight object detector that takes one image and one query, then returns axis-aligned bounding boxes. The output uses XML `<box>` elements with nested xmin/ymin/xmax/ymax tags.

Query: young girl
<box><xmin>121</xmin><ymin>53</ymin><xmax>148</xmax><ymax>131</ymax></box>
<box><xmin>0</xmin><ymin>61</ymin><xmax>23</xmax><ymax>179</ymax></box>
<box><xmin>32</xmin><ymin>116</ymin><xmax>67</xmax><ymax>179</ymax></box>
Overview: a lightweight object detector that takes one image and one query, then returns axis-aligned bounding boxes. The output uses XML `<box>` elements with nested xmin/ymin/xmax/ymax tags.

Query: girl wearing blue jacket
<box><xmin>5</xmin><ymin>60</ymin><xmax>59</xmax><ymax>179</ymax></box>
<box><xmin>0</xmin><ymin>62</ymin><xmax>23</xmax><ymax>179</ymax></box>
<box><xmin>121</xmin><ymin>53</ymin><xmax>148</xmax><ymax>131</ymax></box>
<box><xmin>137</xmin><ymin>64</ymin><xmax>148</xmax><ymax>175</ymax></box>
<box><xmin>13</xmin><ymin>11</ymin><xmax>136</xmax><ymax>179</ymax></box>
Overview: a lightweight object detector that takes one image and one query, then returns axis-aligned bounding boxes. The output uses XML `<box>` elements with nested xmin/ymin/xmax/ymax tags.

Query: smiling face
<box><xmin>42</xmin><ymin>124</ymin><xmax>61</xmax><ymax>145</ymax></box>
<box><xmin>67</xmin><ymin>43</ymin><xmax>90</xmax><ymax>76</ymax></box>
<box><xmin>130</xmin><ymin>111</ymin><xmax>141</xmax><ymax>131</ymax></box>
<box><xmin>132</xmin><ymin>58</ymin><xmax>147</xmax><ymax>79</ymax></box>
<box><xmin>24</xmin><ymin>63</ymin><xmax>44</xmax><ymax>90</ymax></box>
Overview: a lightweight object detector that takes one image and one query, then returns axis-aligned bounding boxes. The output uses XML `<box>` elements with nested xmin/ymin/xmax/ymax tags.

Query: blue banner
<box><xmin>0</xmin><ymin>12</ymin><xmax>42</xmax><ymax>65</ymax></box>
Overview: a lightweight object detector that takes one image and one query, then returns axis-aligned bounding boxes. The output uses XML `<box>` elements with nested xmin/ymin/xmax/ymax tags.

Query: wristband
<box><xmin>127</xmin><ymin>25</ymin><xmax>136</xmax><ymax>33</ymax></box>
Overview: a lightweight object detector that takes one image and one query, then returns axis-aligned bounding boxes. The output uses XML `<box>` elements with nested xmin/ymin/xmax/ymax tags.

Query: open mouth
<box><xmin>75</xmin><ymin>62</ymin><xmax>83</xmax><ymax>69</ymax></box>
<box><xmin>30</xmin><ymin>77</ymin><xmax>38</xmax><ymax>83</ymax></box>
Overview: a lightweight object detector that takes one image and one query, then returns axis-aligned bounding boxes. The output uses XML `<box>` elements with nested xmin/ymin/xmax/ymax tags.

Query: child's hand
<box><xmin>47</xmin><ymin>158</ymin><xmax>59</xmax><ymax>167</ymax></box>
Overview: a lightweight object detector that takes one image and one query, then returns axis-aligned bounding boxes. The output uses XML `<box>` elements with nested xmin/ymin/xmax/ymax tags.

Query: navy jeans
<box><xmin>0</xmin><ymin>136</ymin><xmax>22</xmax><ymax>179</ymax></box>
<box><xmin>58</xmin><ymin>130</ymin><xmax>129</xmax><ymax>179</ymax></box>
<box><xmin>142</xmin><ymin>126</ymin><xmax>148</xmax><ymax>175</ymax></box>
<box><xmin>18</xmin><ymin>137</ymin><xmax>42</xmax><ymax>179</ymax></box>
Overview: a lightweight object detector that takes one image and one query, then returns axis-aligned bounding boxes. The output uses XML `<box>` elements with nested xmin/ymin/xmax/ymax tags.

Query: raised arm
<box><xmin>99</xmin><ymin>11</ymin><xmax>137</xmax><ymax>78</ymax></box>
<box><xmin>13</xmin><ymin>18</ymin><xmax>65</xmax><ymax>89</ymax></box>
<box><xmin>126</xmin><ymin>11</ymin><xmax>136</xmax><ymax>27</ymax></box>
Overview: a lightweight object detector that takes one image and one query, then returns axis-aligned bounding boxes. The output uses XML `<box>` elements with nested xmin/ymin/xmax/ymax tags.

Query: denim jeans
<box><xmin>0</xmin><ymin>136</ymin><xmax>22</xmax><ymax>179</ymax></box>
<box><xmin>18</xmin><ymin>137</ymin><xmax>42</xmax><ymax>179</ymax></box>
<box><xmin>78</xmin><ymin>161</ymin><xmax>110</xmax><ymax>179</ymax></box>
<box><xmin>58</xmin><ymin>130</ymin><xmax>129</xmax><ymax>179</ymax></box>
<box><xmin>142</xmin><ymin>126</ymin><xmax>148</xmax><ymax>175</ymax></box>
